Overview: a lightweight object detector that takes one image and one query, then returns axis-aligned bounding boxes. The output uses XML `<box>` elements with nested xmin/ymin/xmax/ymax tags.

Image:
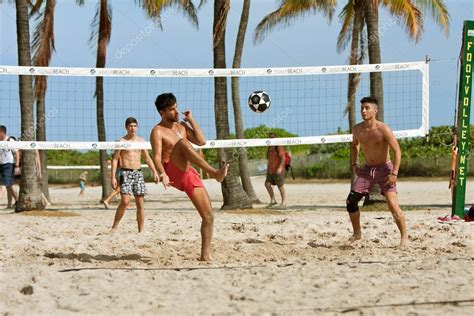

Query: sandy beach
<box><xmin>1</xmin><ymin>177</ymin><xmax>473</xmax><ymax>314</ymax></box>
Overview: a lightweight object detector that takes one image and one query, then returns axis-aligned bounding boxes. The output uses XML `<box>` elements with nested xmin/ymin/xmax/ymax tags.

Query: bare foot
<box><xmin>199</xmin><ymin>254</ymin><xmax>213</xmax><ymax>262</ymax></box>
<box><xmin>265</xmin><ymin>201</ymin><xmax>277</xmax><ymax>208</ymax></box>
<box><xmin>109</xmin><ymin>227</ymin><xmax>118</xmax><ymax>234</ymax></box>
<box><xmin>348</xmin><ymin>234</ymin><xmax>361</xmax><ymax>243</ymax></box>
<box><xmin>103</xmin><ymin>201</ymin><xmax>110</xmax><ymax>209</ymax></box>
<box><xmin>214</xmin><ymin>163</ymin><xmax>229</xmax><ymax>182</ymax></box>
<box><xmin>399</xmin><ymin>238</ymin><xmax>409</xmax><ymax>249</ymax></box>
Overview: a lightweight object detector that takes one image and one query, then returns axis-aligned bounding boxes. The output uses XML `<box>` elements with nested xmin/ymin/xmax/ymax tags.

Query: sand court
<box><xmin>1</xmin><ymin>177</ymin><xmax>473</xmax><ymax>314</ymax></box>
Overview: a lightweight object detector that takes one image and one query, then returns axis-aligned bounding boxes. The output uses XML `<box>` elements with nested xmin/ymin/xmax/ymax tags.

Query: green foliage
<box><xmin>47</xmin><ymin>150</ymin><xmax>105</xmax><ymax>165</ymax></box>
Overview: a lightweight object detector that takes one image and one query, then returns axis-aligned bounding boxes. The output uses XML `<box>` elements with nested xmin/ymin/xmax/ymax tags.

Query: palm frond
<box><xmin>337</xmin><ymin>1</ymin><xmax>355</xmax><ymax>52</ymax></box>
<box><xmin>31</xmin><ymin>0</ymin><xmax>55</xmax><ymax>99</ymax></box>
<box><xmin>381</xmin><ymin>0</ymin><xmax>423</xmax><ymax>42</ymax></box>
<box><xmin>135</xmin><ymin>0</ymin><xmax>199</xmax><ymax>29</ymax></box>
<box><xmin>254</xmin><ymin>0</ymin><xmax>337</xmax><ymax>44</ymax></box>
<box><xmin>413</xmin><ymin>0</ymin><xmax>449</xmax><ymax>35</ymax></box>
<box><xmin>30</xmin><ymin>0</ymin><xmax>44</xmax><ymax>15</ymax></box>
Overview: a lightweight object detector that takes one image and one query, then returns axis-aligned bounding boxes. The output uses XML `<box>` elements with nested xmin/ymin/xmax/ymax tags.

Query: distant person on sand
<box><xmin>78</xmin><ymin>171</ymin><xmax>88</xmax><ymax>197</ymax></box>
<box><xmin>0</xmin><ymin>126</ymin><xmax>19</xmax><ymax>207</ymax></box>
<box><xmin>110</xmin><ymin>117</ymin><xmax>159</xmax><ymax>233</ymax></box>
<box><xmin>102</xmin><ymin>156</ymin><xmax>122</xmax><ymax>209</ymax></box>
<box><xmin>150</xmin><ymin>92</ymin><xmax>228</xmax><ymax>261</ymax></box>
<box><xmin>346</xmin><ymin>96</ymin><xmax>408</xmax><ymax>248</ymax></box>
<box><xmin>264</xmin><ymin>132</ymin><xmax>286</xmax><ymax>210</ymax></box>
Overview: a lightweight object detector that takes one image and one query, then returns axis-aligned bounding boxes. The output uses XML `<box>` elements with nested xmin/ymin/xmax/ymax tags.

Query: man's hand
<box><xmin>153</xmin><ymin>172</ymin><xmax>160</xmax><ymax>184</ymax></box>
<box><xmin>160</xmin><ymin>173</ymin><xmax>171</xmax><ymax>189</ymax></box>
<box><xmin>276</xmin><ymin>167</ymin><xmax>284</xmax><ymax>174</ymax></box>
<box><xmin>111</xmin><ymin>177</ymin><xmax>118</xmax><ymax>190</ymax></box>
<box><xmin>182</xmin><ymin>109</ymin><xmax>193</xmax><ymax>122</ymax></box>
<box><xmin>385</xmin><ymin>174</ymin><xmax>397</xmax><ymax>186</ymax></box>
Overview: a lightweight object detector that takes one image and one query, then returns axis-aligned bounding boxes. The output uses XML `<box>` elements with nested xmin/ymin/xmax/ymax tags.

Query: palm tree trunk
<box><xmin>96</xmin><ymin>76</ymin><xmax>111</xmax><ymax>200</ymax></box>
<box><xmin>231</xmin><ymin>0</ymin><xmax>260</xmax><ymax>203</ymax></box>
<box><xmin>348</xmin><ymin>0</ymin><xmax>363</xmax><ymax>184</ymax></box>
<box><xmin>364</xmin><ymin>0</ymin><xmax>384</xmax><ymax>204</ymax></box>
<box><xmin>15</xmin><ymin>0</ymin><xmax>44</xmax><ymax>212</ymax></box>
<box><xmin>364</xmin><ymin>0</ymin><xmax>384</xmax><ymax>121</ymax></box>
<box><xmin>36</xmin><ymin>94</ymin><xmax>51</xmax><ymax>200</ymax></box>
<box><xmin>95</xmin><ymin>0</ymin><xmax>112</xmax><ymax>200</ymax></box>
<box><xmin>214</xmin><ymin>0</ymin><xmax>252</xmax><ymax>210</ymax></box>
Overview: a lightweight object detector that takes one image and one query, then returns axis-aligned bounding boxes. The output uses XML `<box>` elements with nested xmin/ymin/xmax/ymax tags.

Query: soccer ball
<box><xmin>248</xmin><ymin>91</ymin><xmax>271</xmax><ymax>113</ymax></box>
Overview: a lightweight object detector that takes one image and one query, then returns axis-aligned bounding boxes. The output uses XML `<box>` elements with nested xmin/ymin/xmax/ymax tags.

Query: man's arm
<box><xmin>111</xmin><ymin>149</ymin><xmax>121</xmax><ymax>190</ymax></box>
<box><xmin>384</xmin><ymin>125</ymin><xmax>401</xmax><ymax>177</ymax></box>
<box><xmin>150</xmin><ymin>127</ymin><xmax>170</xmax><ymax>187</ymax></box>
<box><xmin>277</xmin><ymin>147</ymin><xmax>286</xmax><ymax>174</ymax></box>
<box><xmin>181</xmin><ymin>110</ymin><xmax>206</xmax><ymax>146</ymax></box>
<box><xmin>351</xmin><ymin>128</ymin><xmax>361</xmax><ymax>174</ymax></box>
<box><xmin>141</xmin><ymin>138</ymin><xmax>159</xmax><ymax>183</ymax></box>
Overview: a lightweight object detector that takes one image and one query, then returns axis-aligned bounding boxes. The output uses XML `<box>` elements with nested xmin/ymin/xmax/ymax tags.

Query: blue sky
<box><xmin>0</xmin><ymin>0</ymin><xmax>473</xmax><ymax>141</ymax></box>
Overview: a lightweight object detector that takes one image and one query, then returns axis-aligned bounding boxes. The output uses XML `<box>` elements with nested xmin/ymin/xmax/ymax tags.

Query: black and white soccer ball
<box><xmin>248</xmin><ymin>91</ymin><xmax>271</xmax><ymax>113</ymax></box>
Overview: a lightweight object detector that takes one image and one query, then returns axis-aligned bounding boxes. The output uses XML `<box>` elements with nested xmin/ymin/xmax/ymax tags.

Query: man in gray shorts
<box><xmin>110</xmin><ymin>117</ymin><xmax>159</xmax><ymax>233</ymax></box>
<box><xmin>265</xmin><ymin>132</ymin><xmax>286</xmax><ymax>209</ymax></box>
<box><xmin>346</xmin><ymin>96</ymin><xmax>408</xmax><ymax>248</ymax></box>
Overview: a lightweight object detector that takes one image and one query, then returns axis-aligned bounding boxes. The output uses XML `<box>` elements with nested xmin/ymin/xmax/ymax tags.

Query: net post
<box><xmin>452</xmin><ymin>20</ymin><xmax>474</xmax><ymax>217</ymax></box>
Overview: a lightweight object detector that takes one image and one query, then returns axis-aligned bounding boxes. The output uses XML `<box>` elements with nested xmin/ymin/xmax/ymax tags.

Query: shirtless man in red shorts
<box><xmin>346</xmin><ymin>96</ymin><xmax>409</xmax><ymax>248</ymax></box>
<box><xmin>150</xmin><ymin>93</ymin><xmax>228</xmax><ymax>261</ymax></box>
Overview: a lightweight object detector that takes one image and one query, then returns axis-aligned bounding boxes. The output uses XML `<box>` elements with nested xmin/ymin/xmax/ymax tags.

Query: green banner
<box><xmin>453</xmin><ymin>20</ymin><xmax>474</xmax><ymax>217</ymax></box>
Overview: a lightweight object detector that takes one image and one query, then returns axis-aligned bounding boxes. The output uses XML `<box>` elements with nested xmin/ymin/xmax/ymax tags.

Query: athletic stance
<box><xmin>265</xmin><ymin>132</ymin><xmax>286</xmax><ymax>209</ymax></box>
<box><xmin>110</xmin><ymin>117</ymin><xmax>158</xmax><ymax>233</ymax></box>
<box><xmin>346</xmin><ymin>96</ymin><xmax>409</xmax><ymax>248</ymax></box>
<box><xmin>150</xmin><ymin>93</ymin><xmax>228</xmax><ymax>261</ymax></box>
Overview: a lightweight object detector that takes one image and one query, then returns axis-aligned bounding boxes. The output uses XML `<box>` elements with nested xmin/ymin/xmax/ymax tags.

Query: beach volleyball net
<box><xmin>0</xmin><ymin>61</ymin><xmax>428</xmax><ymax>150</ymax></box>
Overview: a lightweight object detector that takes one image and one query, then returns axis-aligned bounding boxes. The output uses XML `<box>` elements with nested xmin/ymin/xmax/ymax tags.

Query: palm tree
<box><xmin>230</xmin><ymin>0</ymin><xmax>260</xmax><ymax>203</ymax></box>
<box><xmin>15</xmin><ymin>0</ymin><xmax>44</xmax><ymax>212</ymax></box>
<box><xmin>213</xmin><ymin>0</ymin><xmax>252</xmax><ymax>209</ymax></box>
<box><xmin>90</xmin><ymin>0</ymin><xmax>112</xmax><ymax>201</ymax></box>
<box><xmin>31</xmin><ymin>0</ymin><xmax>56</xmax><ymax>202</ymax></box>
<box><xmin>253</xmin><ymin>0</ymin><xmax>337</xmax><ymax>43</ymax></box>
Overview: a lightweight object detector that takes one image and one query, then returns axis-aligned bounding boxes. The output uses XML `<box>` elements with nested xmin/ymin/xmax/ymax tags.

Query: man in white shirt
<box><xmin>0</xmin><ymin>125</ymin><xmax>19</xmax><ymax>206</ymax></box>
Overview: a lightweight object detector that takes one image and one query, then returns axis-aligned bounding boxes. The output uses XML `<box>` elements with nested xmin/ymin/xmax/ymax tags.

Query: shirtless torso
<box><xmin>352</xmin><ymin>121</ymin><xmax>392</xmax><ymax>166</ymax></box>
<box><xmin>118</xmin><ymin>135</ymin><xmax>145</xmax><ymax>169</ymax></box>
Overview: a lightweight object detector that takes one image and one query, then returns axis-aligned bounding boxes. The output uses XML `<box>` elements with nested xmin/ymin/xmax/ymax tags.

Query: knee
<box><xmin>346</xmin><ymin>191</ymin><xmax>363</xmax><ymax>213</ymax></box>
<box><xmin>202</xmin><ymin>212</ymin><xmax>214</xmax><ymax>224</ymax></box>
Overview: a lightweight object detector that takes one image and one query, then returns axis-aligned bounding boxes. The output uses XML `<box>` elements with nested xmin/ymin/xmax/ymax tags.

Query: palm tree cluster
<box><xmin>10</xmin><ymin>0</ymin><xmax>449</xmax><ymax>211</ymax></box>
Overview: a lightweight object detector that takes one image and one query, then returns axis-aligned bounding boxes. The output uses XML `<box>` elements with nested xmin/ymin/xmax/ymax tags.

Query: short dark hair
<box><xmin>360</xmin><ymin>96</ymin><xmax>379</xmax><ymax>106</ymax></box>
<box><xmin>0</xmin><ymin>125</ymin><xmax>6</xmax><ymax>134</ymax></box>
<box><xmin>125</xmin><ymin>117</ymin><xmax>138</xmax><ymax>127</ymax></box>
<box><xmin>155</xmin><ymin>93</ymin><xmax>177</xmax><ymax>113</ymax></box>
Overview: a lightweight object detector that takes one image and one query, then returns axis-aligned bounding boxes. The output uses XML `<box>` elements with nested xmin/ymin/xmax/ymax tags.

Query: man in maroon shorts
<box><xmin>346</xmin><ymin>96</ymin><xmax>409</xmax><ymax>248</ymax></box>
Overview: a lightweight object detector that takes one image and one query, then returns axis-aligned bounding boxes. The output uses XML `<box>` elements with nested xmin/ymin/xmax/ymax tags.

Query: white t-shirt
<box><xmin>0</xmin><ymin>136</ymin><xmax>16</xmax><ymax>164</ymax></box>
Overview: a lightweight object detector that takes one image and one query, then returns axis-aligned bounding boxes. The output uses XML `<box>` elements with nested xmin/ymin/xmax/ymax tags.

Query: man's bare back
<box><xmin>353</xmin><ymin>121</ymin><xmax>391</xmax><ymax>166</ymax></box>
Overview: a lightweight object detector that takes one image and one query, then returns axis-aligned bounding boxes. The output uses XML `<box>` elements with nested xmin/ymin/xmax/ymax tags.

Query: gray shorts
<box><xmin>266</xmin><ymin>172</ymin><xmax>285</xmax><ymax>186</ymax></box>
<box><xmin>120</xmin><ymin>169</ymin><xmax>147</xmax><ymax>196</ymax></box>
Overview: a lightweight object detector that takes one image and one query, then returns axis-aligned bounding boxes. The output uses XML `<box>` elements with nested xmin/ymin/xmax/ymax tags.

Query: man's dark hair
<box><xmin>125</xmin><ymin>117</ymin><xmax>138</xmax><ymax>127</ymax></box>
<box><xmin>0</xmin><ymin>125</ymin><xmax>6</xmax><ymax>134</ymax></box>
<box><xmin>155</xmin><ymin>93</ymin><xmax>177</xmax><ymax>113</ymax></box>
<box><xmin>360</xmin><ymin>96</ymin><xmax>379</xmax><ymax>106</ymax></box>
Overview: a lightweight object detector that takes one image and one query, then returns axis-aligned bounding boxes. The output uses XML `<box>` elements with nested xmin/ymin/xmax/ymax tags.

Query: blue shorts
<box><xmin>0</xmin><ymin>163</ymin><xmax>15</xmax><ymax>186</ymax></box>
<box><xmin>79</xmin><ymin>180</ymin><xmax>86</xmax><ymax>190</ymax></box>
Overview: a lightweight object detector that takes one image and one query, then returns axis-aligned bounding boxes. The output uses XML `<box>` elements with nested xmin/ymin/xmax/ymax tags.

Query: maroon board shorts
<box><xmin>352</xmin><ymin>161</ymin><xmax>397</xmax><ymax>195</ymax></box>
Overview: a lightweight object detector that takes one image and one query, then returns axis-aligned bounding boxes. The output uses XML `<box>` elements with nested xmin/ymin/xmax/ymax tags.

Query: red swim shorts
<box><xmin>164</xmin><ymin>160</ymin><xmax>205</xmax><ymax>198</ymax></box>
